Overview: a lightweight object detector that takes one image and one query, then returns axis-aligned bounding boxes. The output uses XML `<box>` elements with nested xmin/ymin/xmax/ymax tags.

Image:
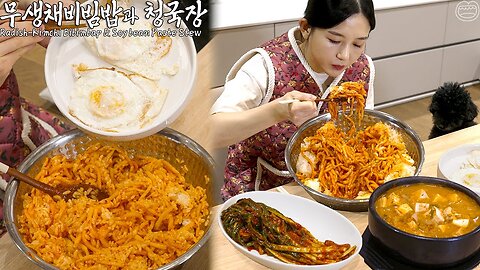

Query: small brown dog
<box><xmin>428</xmin><ymin>82</ymin><xmax>478</xmax><ymax>139</ymax></box>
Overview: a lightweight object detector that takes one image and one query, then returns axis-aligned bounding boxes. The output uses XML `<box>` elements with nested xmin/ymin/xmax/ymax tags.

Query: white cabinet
<box><xmin>274</xmin><ymin>21</ymin><xmax>298</xmax><ymax>37</ymax></box>
<box><xmin>374</xmin><ymin>49</ymin><xmax>443</xmax><ymax>104</ymax></box>
<box><xmin>444</xmin><ymin>0</ymin><xmax>480</xmax><ymax>44</ymax></box>
<box><xmin>212</xmin><ymin>25</ymin><xmax>274</xmax><ymax>87</ymax></box>
<box><xmin>441</xmin><ymin>40</ymin><xmax>480</xmax><ymax>83</ymax></box>
<box><xmin>366</xmin><ymin>3</ymin><xmax>448</xmax><ymax>59</ymax></box>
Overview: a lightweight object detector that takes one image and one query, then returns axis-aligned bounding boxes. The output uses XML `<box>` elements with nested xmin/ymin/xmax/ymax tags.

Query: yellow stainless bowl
<box><xmin>285</xmin><ymin>109</ymin><xmax>424</xmax><ymax>212</ymax></box>
<box><xmin>4</xmin><ymin>128</ymin><xmax>214</xmax><ymax>270</ymax></box>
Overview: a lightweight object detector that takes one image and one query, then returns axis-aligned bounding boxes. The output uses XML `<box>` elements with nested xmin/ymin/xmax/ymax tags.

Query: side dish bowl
<box><xmin>368</xmin><ymin>176</ymin><xmax>480</xmax><ymax>267</ymax></box>
<box><xmin>438</xmin><ymin>143</ymin><xmax>480</xmax><ymax>194</ymax></box>
<box><xmin>4</xmin><ymin>128</ymin><xmax>214</xmax><ymax>270</ymax></box>
<box><xmin>218</xmin><ymin>191</ymin><xmax>362</xmax><ymax>270</ymax></box>
<box><xmin>285</xmin><ymin>109</ymin><xmax>424</xmax><ymax>212</ymax></box>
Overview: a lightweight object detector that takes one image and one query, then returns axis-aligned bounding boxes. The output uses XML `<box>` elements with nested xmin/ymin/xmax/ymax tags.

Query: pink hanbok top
<box><xmin>0</xmin><ymin>71</ymin><xmax>73</xmax><ymax>234</ymax></box>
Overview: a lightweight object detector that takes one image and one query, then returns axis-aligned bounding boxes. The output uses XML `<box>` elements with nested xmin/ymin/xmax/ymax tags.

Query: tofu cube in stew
<box><xmin>448</xmin><ymin>193</ymin><xmax>460</xmax><ymax>202</ymax></box>
<box><xmin>397</xmin><ymin>203</ymin><xmax>413</xmax><ymax>215</ymax></box>
<box><xmin>452</xmin><ymin>219</ymin><xmax>470</xmax><ymax>227</ymax></box>
<box><xmin>377</xmin><ymin>196</ymin><xmax>387</xmax><ymax>208</ymax></box>
<box><xmin>432</xmin><ymin>193</ymin><xmax>447</xmax><ymax>204</ymax></box>
<box><xmin>407</xmin><ymin>220</ymin><xmax>417</xmax><ymax>229</ymax></box>
<box><xmin>388</xmin><ymin>192</ymin><xmax>401</xmax><ymax>206</ymax></box>
<box><xmin>412</xmin><ymin>189</ymin><xmax>429</xmax><ymax>201</ymax></box>
<box><xmin>415</xmin><ymin>203</ymin><xmax>430</xmax><ymax>212</ymax></box>
<box><xmin>433</xmin><ymin>207</ymin><xmax>445</xmax><ymax>223</ymax></box>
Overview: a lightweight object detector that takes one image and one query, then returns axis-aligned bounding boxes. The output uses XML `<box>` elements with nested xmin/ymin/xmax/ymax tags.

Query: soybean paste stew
<box><xmin>375</xmin><ymin>183</ymin><xmax>480</xmax><ymax>237</ymax></box>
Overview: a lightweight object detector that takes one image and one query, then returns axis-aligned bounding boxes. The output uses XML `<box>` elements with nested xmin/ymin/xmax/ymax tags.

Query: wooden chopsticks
<box><xmin>278</xmin><ymin>97</ymin><xmax>347</xmax><ymax>105</ymax></box>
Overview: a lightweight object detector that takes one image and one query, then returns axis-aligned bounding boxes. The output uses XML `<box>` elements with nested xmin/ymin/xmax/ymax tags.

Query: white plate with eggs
<box><xmin>45</xmin><ymin>0</ymin><xmax>197</xmax><ymax>140</ymax></box>
<box><xmin>438</xmin><ymin>144</ymin><xmax>480</xmax><ymax>194</ymax></box>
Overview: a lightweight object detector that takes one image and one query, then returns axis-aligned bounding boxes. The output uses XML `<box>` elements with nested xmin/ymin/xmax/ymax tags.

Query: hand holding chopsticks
<box><xmin>276</xmin><ymin>91</ymin><xmax>319</xmax><ymax>126</ymax></box>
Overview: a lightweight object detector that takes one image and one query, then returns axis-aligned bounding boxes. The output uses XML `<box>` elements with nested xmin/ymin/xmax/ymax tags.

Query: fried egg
<box><xmin>85</xmin><ymin>19</ymin><xmax>155</xmax><ymax>61</ymax></box>
<box><xmin>69</xmin><ymin>65</ymin><xmax>167</xmax><ymax>132</ymax></box>
<box><xmin>129</xmin><ymin>75</ymin><xmax>168</xmax><ymax>125</ymax></box>
<box><xmin>114</xmin><ymin>35</ymin><xmax>179</xmax><ymax>80</ymax></box>
<box><xmin>85</xmin><ymin>18</ymin><xmax>179</xmax><ymax>80</ymax></box>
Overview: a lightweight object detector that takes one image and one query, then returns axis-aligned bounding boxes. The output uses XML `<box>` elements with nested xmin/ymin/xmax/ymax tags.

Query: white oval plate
<box><xmin>217</xmin><ymin>191</ymin><xmax>362</xmax><ymax>270</ymax></box>
<box><xmin>45</xmin><ymin>1</ymin><xmax>196</xmax><ymax>140</ymax></box>
<box><xmin>438</xmin><ymin>143</ymin><xmax>480</xmax><ymax>194</ymax></box>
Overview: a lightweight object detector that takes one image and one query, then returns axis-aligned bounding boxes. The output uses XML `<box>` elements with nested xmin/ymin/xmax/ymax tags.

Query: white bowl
<box><xmin>217</xmin><ymin>191</ymin><xmax>362</xmax><ymax>270</ymax></box>
<box><xmin>45</xmin><ymin>1</ymin><xmax>197</xmax><ymax>141</ymax></box>
<box><xmin>438</xmin><ymin>144</ymin><xmax>480</xmax><ymax>194</ymax></box>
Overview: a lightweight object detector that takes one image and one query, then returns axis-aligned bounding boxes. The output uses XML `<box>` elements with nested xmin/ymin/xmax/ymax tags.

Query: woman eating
<box><xmin>210</xmin><ymin>0</ymin><xmax>377</xmax><ymax>200</ymax></box>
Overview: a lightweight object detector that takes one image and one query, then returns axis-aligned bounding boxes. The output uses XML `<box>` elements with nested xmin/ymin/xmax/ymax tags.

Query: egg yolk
<box><xmin>89</xmin><ymin>86</ymin><xmax>126</xmax><ymax>118</ymax></box>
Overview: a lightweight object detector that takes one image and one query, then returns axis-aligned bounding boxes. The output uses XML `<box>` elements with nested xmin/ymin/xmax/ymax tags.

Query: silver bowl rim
<box><xmin>4</xmin><ymin>128</ymin><xmax>214</xmax><ymax>270</ymax></box>
<box><xmin>285</xmin><ymin>109</ymin><xmax>425</xmax><ymax>207</ymax></box>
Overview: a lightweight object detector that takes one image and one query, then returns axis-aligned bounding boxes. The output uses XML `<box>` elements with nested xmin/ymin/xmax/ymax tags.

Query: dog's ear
<box><xmin>429</xmin><ymin>100</ymin><xmax>439</xmax><ymax>114</ymax></box>
<box><xmin>442</xmin><ymin>82</ymin><xmax>461</xmax><ymax>91</ymax></box>
<box><xmin>466</xmin><ymin>99</ymin><xmax>479</xmax><ymax>121</ymax></box>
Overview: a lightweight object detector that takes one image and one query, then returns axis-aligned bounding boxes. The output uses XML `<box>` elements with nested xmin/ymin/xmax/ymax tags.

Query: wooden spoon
<box><xmin>0</xmin><ymin>161</ymin><xmax>109</xmax><ymax>201</ymax></box>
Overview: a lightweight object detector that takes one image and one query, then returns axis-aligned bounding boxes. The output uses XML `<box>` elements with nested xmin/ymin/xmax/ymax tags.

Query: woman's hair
<box><xmin>304</xmin><ymin>0</ymin><xmax>376</xmax><ymax>31</ymax></box>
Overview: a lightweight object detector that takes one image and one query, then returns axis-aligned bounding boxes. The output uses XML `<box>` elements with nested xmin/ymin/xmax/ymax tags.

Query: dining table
<box><xmin>206</xmin><ymin>124</ymin><xmax>480</xmax><ymax>270</ymax></box>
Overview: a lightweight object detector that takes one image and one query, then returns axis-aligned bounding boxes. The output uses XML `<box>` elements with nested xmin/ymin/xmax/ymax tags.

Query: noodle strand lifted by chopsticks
<box><xmin>327</xmin><ymin>81</ymin><xmax>367</xmax><ymax>134</ymax></box>
<box><xmin>297</xmin><ymin>82</ymin><xmax>415</xmax><ymax>199</ymax></box>
<box><xmin>18</xmin><ymin>144</ymin><xmax>209</xmax><ymax>269</ymax></box>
